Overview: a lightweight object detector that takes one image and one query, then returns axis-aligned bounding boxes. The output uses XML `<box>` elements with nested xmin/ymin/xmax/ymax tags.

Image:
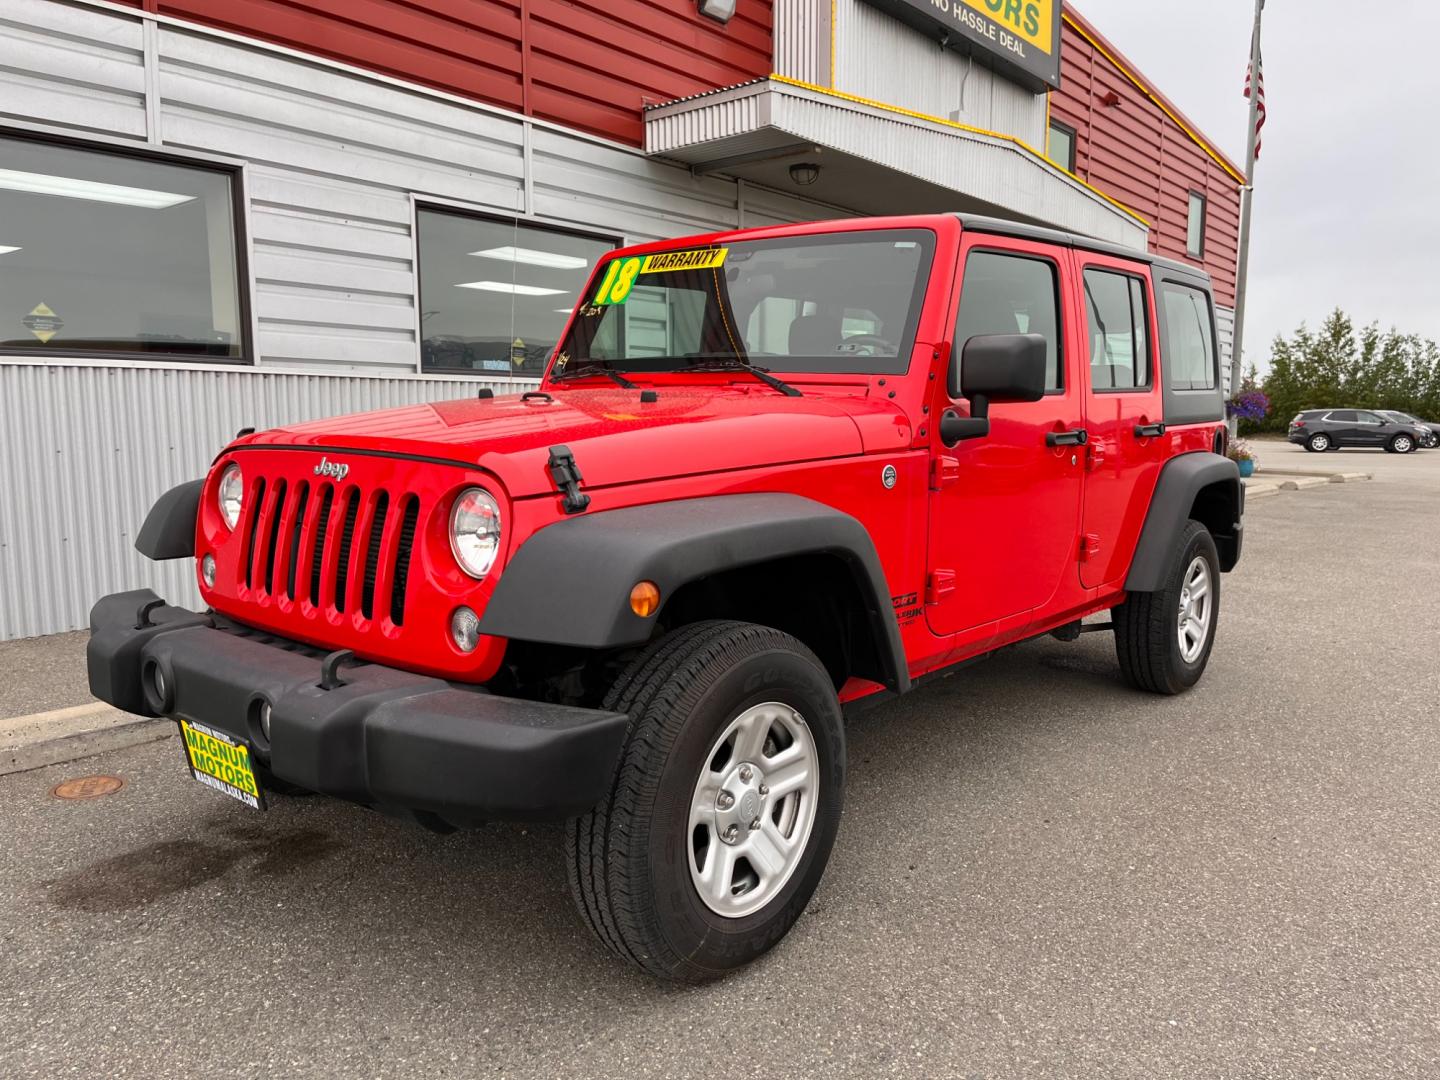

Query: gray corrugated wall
<box><xmin>0</xmin><ymin>361</ymin><xmax>529</xmax><ymax>640</ymax></box>
<box><xmin>833</xmin><ymin>0</ymin><xmax>1048</xmax><ymax>144</ymax></box>
<box><xmin>0</xmin><ymin>0</ymin><xmax>853</xmax><ymax>639</ymax></box>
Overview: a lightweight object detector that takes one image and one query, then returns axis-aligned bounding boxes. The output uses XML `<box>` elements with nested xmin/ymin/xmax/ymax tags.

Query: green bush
<box><xmin>1250</xmin><ymin>309</ymin><xmax>1440</xmax><ymax>433</ymax></box>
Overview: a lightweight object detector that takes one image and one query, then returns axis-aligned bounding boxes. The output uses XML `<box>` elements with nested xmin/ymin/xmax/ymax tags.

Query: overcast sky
<box><xmin>1072</xmin><ymin>0</ymin><xmax>1439</xmax><ymax>369</ymax></box>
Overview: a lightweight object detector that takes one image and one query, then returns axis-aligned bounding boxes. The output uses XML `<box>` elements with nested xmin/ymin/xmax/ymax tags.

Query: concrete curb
<box><xmin>1</xmin><ymin>703</ymin><xmax>175</xmax><ymax>776</ymax></box>
<box><xmin>1256</xmin><ymin>468</ymin><xmax>1373</xmax><ymax>482</ymax></box>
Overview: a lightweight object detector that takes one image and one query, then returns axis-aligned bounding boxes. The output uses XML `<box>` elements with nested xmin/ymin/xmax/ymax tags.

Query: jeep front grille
<box><xmin>238</xmin><ymin>475</ymin><xmax>419</xmax><ymax>627</ymax></box>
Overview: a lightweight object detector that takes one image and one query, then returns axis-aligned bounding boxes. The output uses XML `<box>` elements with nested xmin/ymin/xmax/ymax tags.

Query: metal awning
<box><xmin>645</xmin><ymin>77</ymin><xmax>1150</xmax><ymax>248</ymax></box>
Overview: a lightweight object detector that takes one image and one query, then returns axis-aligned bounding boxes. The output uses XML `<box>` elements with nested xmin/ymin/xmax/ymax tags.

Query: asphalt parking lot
<box><xmin>3</xmin><ymin>443</ymin><xmax>1439</xmax><ymax>1079</ymax></box>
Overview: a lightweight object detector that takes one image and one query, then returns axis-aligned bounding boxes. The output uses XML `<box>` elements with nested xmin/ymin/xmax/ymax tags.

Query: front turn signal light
<box><xmin>629</xmin><ymin>581</ymin><xmax>661</xmax><ymax>618</ymax></box>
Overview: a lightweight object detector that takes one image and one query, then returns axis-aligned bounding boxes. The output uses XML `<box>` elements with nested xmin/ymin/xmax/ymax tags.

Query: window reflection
<box><xmin>0</xmin><ymin>135</ymin><xmax>243</xmax><ymax>359</ymax></box>
<box><xmin>417</xmin><ymin>208</ymin><xmax>614</xmax><ymax>376</ymax></box>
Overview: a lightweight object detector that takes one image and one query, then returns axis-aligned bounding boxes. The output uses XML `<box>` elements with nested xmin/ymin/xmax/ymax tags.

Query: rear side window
<box><xmin>955</xmin><ymin>251</ymin><xmax>1063</xmax><ymax>391</ymax></box>
<box><xmin>1083</xmin><ymin>268</ymin><xmax>1150</xmax><ymax>390</ymax></box>
<box><xmin>1327</xmin><ymin>410</ymin><xmax>1357</xmax><ymax>422</ymax></box>
<box><xmin>1160</xmin><ymin>282</ymin><xmax>1217</xmax><ymax>391</ymax></box>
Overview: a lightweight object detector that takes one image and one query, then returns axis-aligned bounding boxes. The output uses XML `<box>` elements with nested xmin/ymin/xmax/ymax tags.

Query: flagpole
<box><xmin>1229</xmin><ymin>0</ymin><xmax>1264</xmax><ymax>425</ymax></box>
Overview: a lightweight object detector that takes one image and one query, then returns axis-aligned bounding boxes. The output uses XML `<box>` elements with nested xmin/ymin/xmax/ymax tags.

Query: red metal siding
<box><xmin>1052</xmin><ymin>10</ymin><xmax>1242</xmax><ymax>307</ymax></box>
<box><xmin>143</xmin><ymin>0</ymin><xmax>772</xmax><ymax>146</ymax></box>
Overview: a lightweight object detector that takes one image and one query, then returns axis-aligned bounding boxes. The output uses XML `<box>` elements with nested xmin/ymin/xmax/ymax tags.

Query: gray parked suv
<box><xmin>1287</xmin><ymin>409</ymin><xmax>1428</xmax><ymax>453</ymax></box>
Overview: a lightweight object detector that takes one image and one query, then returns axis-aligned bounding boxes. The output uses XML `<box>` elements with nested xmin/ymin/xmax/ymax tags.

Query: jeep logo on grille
<box><xmin>314</xmin><ymin>456</ymin><xmax>350</xmax><ymax>480</ymax></box>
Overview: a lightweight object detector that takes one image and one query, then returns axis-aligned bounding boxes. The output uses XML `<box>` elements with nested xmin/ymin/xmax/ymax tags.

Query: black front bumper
<box><xmin>86</xmin><ymin>590</ymin><xmax>629</xmax><ymax>825</ymax></box>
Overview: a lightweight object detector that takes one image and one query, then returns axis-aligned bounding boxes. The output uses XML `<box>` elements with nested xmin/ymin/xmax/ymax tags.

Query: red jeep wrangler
<box><xmin>88</xmin><ymin>214</ymin><xmax>1242</xmax><ymax>981</ymax></box>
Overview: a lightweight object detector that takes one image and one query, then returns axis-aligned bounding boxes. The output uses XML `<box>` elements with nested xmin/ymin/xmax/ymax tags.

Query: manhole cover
<box><xmin>51</xmin><ymin>775</ymin><xmax>125</xmax><ymax>800</ymax></box>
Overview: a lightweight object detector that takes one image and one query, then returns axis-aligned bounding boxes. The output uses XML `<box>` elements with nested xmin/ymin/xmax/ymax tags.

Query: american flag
<box><xmin>1244</xmin><ymin>29</ymin><xmax>1266</xmax><ymax>159</ymax></box>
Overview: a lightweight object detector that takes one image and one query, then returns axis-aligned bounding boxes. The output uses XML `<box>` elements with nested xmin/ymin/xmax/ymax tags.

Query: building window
<box><xmin>416</xmin><ymin>207</ymin><xmax>616</xmax><ymax>377</ymax></box>
<box><xmin>0</xmin><ymin>133</ymin><xmax>245</xmax><ymax>360</ymax></box>
<box><xmin>1083</xmin><ymin>268</ymin><xmax>1150</xmax><ymax>390</ymax></box>
<box><xmin>1160</xmin><ymin>281</ymin><xmax>1217</xmax><ymax>391</ymax></box>
<box><xmin>1186</xmin><ymin>191</ymin><xmax>1207</xmax><ymax>258</ymax></box>
<box><xmin>956</xmin><ymin>251</ymin><xmax>1064</xmax><ymax>391</ymax></box>
<box><xmin>1048</xmin><ymin>120</ymin><xmax>1077</xmax><ymax>172</ymax></box>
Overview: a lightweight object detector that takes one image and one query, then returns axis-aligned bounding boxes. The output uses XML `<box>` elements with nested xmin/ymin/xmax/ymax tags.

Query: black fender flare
<box><xmin>135</xmin><ymin>479</ymin><xmax>204</xmax><ymax>560</ymax></box>
<box><xmin>1126</xmin><ymin>452</ymin><xmax>1243</xmax><ymax>592</ymax></box>
<box><xmin>478</xmin><ymin>493</ymin><xmax>910</xmax><ymax>693</ymax></box>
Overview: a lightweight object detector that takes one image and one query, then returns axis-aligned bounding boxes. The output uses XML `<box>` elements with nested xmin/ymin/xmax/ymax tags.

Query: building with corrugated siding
<box><xmin>0</xmin><ymin>0</ymin><xmax>1242</xmax><ymax>639</ymax></box>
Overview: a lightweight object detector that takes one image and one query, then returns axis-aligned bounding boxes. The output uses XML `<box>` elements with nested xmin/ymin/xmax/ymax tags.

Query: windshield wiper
<box><xmin>666</xmin><ymin>356</ymin><xmax>802</xmax><ymax>398</ymax></box>
<box><xmin>550</xmin><ymin>362</ymin><xmax>636</xmax><ymax>390</ymax></box>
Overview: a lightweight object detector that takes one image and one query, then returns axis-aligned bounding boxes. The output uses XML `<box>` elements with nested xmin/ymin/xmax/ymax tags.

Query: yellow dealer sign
<box><xmin>862</xmin><ymin>0</ymin><xmax>1062</xmax><ymax>90</ymax></box>
<box><xmin>959</xmin><ymin>0</ymin><xmax>1053</xmax><ymax>54</ymax></box>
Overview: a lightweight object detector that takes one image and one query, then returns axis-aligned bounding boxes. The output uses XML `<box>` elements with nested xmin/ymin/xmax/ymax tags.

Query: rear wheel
<box><xmin>1114</xmin><ymin>520</ymin><xmax>1220</xmax><ymax>695</ymax></box>
<box><xmin>566</xmin><ymin>620</ymin><xmax>845</xmax><ymax>982</ymax></box>
<box><xmin>1305</xmin><ymin>432</ymin><xmax>1330</xmax><ymax>452</ymax></box>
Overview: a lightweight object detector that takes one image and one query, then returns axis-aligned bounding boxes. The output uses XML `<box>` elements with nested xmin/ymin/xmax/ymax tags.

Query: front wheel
<box><xmin>566</xmin><ymin>621</ymin><xmax>845</xmax><ymax>982</ymax></box>
<box><xmin>1305</xmin><ymin>433</ymin><xmax>1331</xmax><ymax>452</ymax></box>
<box><xmin>1389</xmin><ymin>434</ymin><xmax>1415</xmax><ymax>454</ymax></box>
<box><xmin>1113</xmin><ymin>520</ymin><xmax>1220</xmax><ymax>694</ymax></box>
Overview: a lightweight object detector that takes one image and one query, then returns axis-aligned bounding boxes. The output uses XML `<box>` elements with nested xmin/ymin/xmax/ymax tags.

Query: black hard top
<box><xmin>954</xmin><ymin>213</ymin><xmax>1211</xmax><ymax>284</ymax></box>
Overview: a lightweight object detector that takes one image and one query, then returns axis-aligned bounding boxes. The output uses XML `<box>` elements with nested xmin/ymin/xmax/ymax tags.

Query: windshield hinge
<box><xmin>547</xmin><ymin>445</ymin><xmax>591</xmax><ymax>515</ymax></box>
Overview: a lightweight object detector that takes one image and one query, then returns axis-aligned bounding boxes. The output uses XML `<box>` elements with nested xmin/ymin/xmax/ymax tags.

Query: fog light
<box><xmin>629</xmin><ymin>581</ymin><xmax>661</xmax><ymax>617</ymax></box>
<box><xmin>259</xmin><ymin>701</ymin><xmax>272</xmax><ymax>742</ymax></box>
<box><xmin>151</xmin><ymin>665</ymin><xmax>167</xmax><ymax>702</ymax></box>
<box><xmin>200</xmin><ymin>553</ymin><xmax>216</xmax><ymax>588</ymax></box>
<box><xmin>450</xmin><ymin>606</ymin><xmax>480</xmax><ymax>653</ymax></box>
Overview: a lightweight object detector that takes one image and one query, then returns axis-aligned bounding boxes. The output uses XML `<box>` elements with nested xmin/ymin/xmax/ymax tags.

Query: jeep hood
<box><xmin>243</xmin><ymin>387</ymin><xmax>911</xmax><ymax>497</ymax></box>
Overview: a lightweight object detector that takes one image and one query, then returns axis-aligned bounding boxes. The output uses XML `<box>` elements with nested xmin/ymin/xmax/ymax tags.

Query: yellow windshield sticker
<box><xmin>640</xmin><ymin>247</ymin><xmax>728</xmax><ymax>274</ymax></box>
<box><xmin>593</xmin><ymin>247</ymin><xmax>728</xmax><ymax>306</ymax></box>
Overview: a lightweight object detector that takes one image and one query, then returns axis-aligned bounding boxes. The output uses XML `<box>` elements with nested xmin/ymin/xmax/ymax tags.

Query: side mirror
<box><xmin>940</xmin><ymin>333</ymin><xmax>1049</xmax><ymax>446</ymax></box>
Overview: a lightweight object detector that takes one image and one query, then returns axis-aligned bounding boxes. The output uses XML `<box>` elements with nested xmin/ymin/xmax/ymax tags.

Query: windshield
<box><xmin>552</xmin><ymin>229</ymin><xmax>935</xmax><ymax>376</ymax></box>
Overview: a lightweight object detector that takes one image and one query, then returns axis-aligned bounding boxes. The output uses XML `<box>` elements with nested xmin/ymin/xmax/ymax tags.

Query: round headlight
<box><xmin>218</xmin><ymin>464</ymin><xmax>243</xmax><ymax>530</ymax></box>
<box><xmin>449</xmin><ymin>487</ymin><xmax>502</xmax><ymax>579</ymax></box>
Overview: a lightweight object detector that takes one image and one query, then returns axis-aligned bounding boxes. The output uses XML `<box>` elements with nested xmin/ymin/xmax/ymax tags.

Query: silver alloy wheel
<box><xmin>1176</xmin><ymin>556</ymin><xmax>1213</xmax><ymax>664</ymax></box>
<box><xmin>687</xmin><ymin>702</ymin><xmax>819</xmax><ymax>918</ymax></box>
<box><xmin>1309</xmin><ymin>434</ymin><xmax>1329</xmax><ymax>451</ymax></box>
<box><xmin>1395</xmin><ymin>435</ymin><xmax>1413</xmax><ymax>453</ymax></box>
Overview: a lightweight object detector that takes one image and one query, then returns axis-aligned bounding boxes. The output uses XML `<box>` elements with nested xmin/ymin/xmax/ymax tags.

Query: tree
<box><xmin>1251</xmin><ymin>310</ymin><xmax>1440</xmax><ymax>431</ymax></box>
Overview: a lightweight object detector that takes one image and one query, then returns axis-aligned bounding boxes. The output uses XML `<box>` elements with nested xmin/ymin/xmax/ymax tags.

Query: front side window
<box><xmin>1186</xmin><ymin>191</ymin><xmax>1207</xmax><ymax>258</ymax></box>
<box><xmin>1160</xmin><ymin>282</ymin><xmax>1216</xmax><ymax>391</ymax></box>
<box><xmin>558</xmin><ymin>230</ymin><xmax>935</xmax><ymax>376</ymax></box>
<box><xmin>1083</xmin><ymin>268</ymin><xmax>1150</xmax><ymax>390</ymax></box>
<box><xmin>0</xmin><ymin>134</ymin><xmax>243</xmax><ymax>359</ymax></box>
<box><xmin>954</xmin><ymin>250</ymin><xmax>1063</xmax><ymax>391</ymax></box>
<box><xmin>417</xmin><ymin>208</ymin><xmax>615</xmax><ymax>376</ymax></box>
<box><xmin>1355</xmin><ymin>411</ymin><xmax>1383</xmax><ymax>424</ymax></box>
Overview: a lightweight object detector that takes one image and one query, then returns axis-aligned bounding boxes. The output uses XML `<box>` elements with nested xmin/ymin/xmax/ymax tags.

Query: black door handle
<box><xmin>1046</xmin><ymin>428</ymin><xmax>1088</xmax><ymax>447</ymax></box>
<box><xmin>1134</xmin><ymin>422</ymin><xmax>1166</xmax><ymax>438</ymax></box>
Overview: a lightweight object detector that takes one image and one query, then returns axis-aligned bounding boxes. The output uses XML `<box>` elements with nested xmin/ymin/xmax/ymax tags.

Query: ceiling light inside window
<box><xmin>0</xmin><ymin>168</ymin><xmax>195</xmax><ymax>209</ymax></box>
<box><xmin>0</xmin><ymin>245</ymin><xmax>21</xmax><ymax>255</ymax></box>
<box><xmin>470</xmin><ymin>246</ymin><xmax>590</xmax><ymax>270</ymax></box>
<box><xmin>454</xmin><ymin>281</ymin><xmax>566</xmax><ymax>296</ymax></box>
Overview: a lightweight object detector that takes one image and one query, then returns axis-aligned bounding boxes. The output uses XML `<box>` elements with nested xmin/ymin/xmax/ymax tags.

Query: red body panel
<box><xmin>197</xmin><ymin>214</ymin><xmax>1227</xmax><ymax>697</ymax></box>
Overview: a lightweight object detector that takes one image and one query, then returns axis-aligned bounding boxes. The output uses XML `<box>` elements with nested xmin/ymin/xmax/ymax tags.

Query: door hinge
<box><xmin>930</xmin><ymin>455</ymin><xmax>961</xmax><ymax>490</ymax></box>
<box><xmin>1079</xmin><ymin>533</ymin><xmax>1102</xmax><ymax>561</ymax></box>
<box><xmin>926</xmin><ymin>569</ymin><xmax>956</xmax><ymax>604</ymax></box>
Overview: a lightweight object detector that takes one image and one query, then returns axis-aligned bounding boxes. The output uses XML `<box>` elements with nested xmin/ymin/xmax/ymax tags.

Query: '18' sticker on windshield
<box><xmin>593</xmin><ymin>247</ymin><xmax>728</xmax><ymax>306</ymax></box>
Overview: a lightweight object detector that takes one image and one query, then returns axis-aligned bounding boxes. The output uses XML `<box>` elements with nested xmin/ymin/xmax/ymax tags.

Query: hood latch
<box><xmin>547</xmin><ymin>445</ymin><xmax>591</xmax><ymax>515</ymax></box>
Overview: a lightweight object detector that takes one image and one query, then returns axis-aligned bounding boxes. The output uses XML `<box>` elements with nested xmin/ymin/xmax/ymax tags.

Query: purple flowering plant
<box><xmin>1226</xmin><ymin>389</ymin><xmax>1270</xmax><ymax>423</ymax></box>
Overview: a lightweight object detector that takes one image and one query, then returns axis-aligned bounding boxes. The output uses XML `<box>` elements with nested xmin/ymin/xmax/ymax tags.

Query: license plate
<box><xmin>179</xmin><ymin>719</ymin><xmax>266</xmax><ymax>810</ymax></box>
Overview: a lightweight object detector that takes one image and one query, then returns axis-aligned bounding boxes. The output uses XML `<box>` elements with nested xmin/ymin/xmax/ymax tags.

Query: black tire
<box><xmin>1305</xmin><ymin>433</ymin><xmax>1330</xmax><ymax>452</ymax></box>
<box><xmin>566</xmin><ymin>620</ymin><xmax>845</xmax><ymax>982</ymax></box>
<box><xmin>1389</xmin><ymin>434</ymin><xmax>1415</xmax><ymax>454</ymax></box>
<box><xmin>1113</xmin><ymin>520</ymin><xmax>1220</xmax><ymax>695</ymax></box>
